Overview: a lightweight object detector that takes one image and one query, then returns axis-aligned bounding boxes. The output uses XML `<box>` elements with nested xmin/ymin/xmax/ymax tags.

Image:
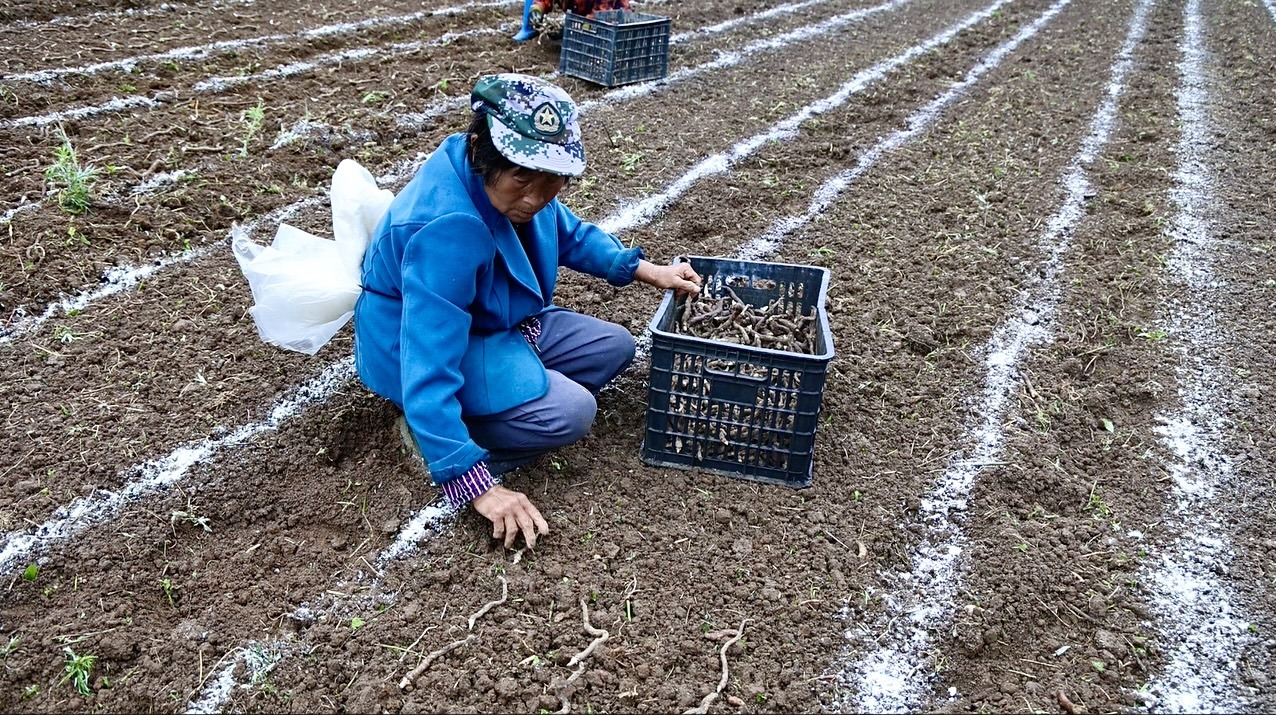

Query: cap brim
<box><xmin>488</xmin><ymin>115</ymin><xmax>586</xmax><ymax>177</ymax></box>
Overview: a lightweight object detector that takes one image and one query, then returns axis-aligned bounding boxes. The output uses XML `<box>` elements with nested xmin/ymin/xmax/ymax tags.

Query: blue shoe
<box><xmin>513</xmin><ymin>0</ymin><xmax>539</xmax><ymax>41</ymax></box>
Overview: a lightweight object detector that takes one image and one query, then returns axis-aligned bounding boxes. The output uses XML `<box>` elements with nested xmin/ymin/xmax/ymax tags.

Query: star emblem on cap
<box><xmin>532</xmin><ymin>103</ymin><xmax>563</xmax><ymax>136</ymax></box>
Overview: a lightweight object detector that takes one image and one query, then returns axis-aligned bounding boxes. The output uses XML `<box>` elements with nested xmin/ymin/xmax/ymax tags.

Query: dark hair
<box><xmin>467</xmin><ymin>112</ymin><xmax>517</xmax><ymax>185</ymax></box>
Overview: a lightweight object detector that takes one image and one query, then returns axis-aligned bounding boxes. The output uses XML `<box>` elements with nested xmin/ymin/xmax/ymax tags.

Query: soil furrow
<box><xmin>918</xmin><ymin>0</ymin><xmax>1181</xmax><ymax>710</ymax></box>
<box><xmin>1197</xmin><ymin>0</ymin><xmax>1276</xmax><ymax>706</ymax></box>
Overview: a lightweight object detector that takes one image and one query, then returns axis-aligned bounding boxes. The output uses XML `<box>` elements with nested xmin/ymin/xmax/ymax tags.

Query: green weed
<box><xmin>60</xmin><ymin>647</ymin><xmax>97</xmax><ymax>696</ymax></box>
<box><xmin>159</xmin><ymin>578</ymin><xmax>179</xmax><ymax>607</ymax></box>
<box><xmin>620</xmin><ymin>151</ymin><xmax>643</xmax><ymax>173</ymax></box>
<box><xmin>1087</xmin><ymin>482</ymin><xmax>1112</xmax><ymax>519</ymax></box>
<box><xmin>171</xmin><ymin>498</ymin><xmax>213</xmax><ymax>533</ymax></box>
<box><xmin>238</xmin><ymin>99</ymin><xmax>266</xmax><ymax>158</ymax></box>
<box><xmin>45</xmin><ymin>130</ymin><xmax>98</xmax><ymax>214</ymax></box>
<box><xmin>0</xmin><ymin>635</ymin><xmax>21</xmax><ymax>657</ymax></box>
<box><xmin>65</xmin><ymin>224</ymin><xmax>88</xmax><ymax>247</ymax></box>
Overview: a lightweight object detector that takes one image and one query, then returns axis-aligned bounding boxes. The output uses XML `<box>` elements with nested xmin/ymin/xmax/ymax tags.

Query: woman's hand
<box><xmin>471</xmin><ymin>485</ymin><xmax>551</xmax><ymax>549</ymax></box>
<box><xmin>635</xmin><ymin>259</ymin><xmax>702</xmax><ymax>297</ymax></box>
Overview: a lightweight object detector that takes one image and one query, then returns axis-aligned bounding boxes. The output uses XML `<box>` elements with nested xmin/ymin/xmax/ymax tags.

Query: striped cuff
<box><xmin>440</xmin><ymin>461</ymin><xmax>497</xmax><ymax>510</ymax></box>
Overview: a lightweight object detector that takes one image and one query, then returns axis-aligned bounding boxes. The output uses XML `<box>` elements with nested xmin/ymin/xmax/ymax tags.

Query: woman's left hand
<box><xmin>636</xmin><ymin>259</ymin><xmax>702</xmax><ymax>297</ymax></box>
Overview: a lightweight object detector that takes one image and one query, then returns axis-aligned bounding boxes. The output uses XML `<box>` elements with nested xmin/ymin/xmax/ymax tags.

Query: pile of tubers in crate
<box><xmin>674</xmin><ymin>284</ymin><xmax>818</xmax><ymax>354</ymax></box>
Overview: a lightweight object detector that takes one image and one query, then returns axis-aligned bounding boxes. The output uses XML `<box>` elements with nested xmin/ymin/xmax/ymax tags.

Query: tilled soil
<box><xmin>2</xmin><ymin>0</ymin><xmax>1274</xmax><ymax>713</ymax></box>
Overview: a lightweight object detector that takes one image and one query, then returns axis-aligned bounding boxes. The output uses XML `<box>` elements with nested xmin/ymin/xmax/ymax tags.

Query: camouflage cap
<box><xmin>471</xmin><ymin>73</ymin><xmax>585</xmax><ymax>177</ymax></box>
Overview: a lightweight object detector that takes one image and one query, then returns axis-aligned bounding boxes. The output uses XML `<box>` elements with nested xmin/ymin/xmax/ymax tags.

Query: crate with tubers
<box><xmin>641</xmin><ymin>256</ymin><xmax>835</xmax><ymax>487</ymax></box>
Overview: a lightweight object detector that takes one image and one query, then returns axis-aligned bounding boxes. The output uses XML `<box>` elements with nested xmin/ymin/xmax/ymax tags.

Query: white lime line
<box><xmin>129</xmin><ymin>169</ymin><xmax>195</xmax><ymax>195</ymax></box>
<box><xmin>186</xmin><ymin>639</ymin><xmax>298</xmax><ymax>714</ymax></box>
<box><xmin>815</xmin><ymin>0</ymin><xmax>1153</xmax><ymax>711</ymax></box>
<box><xmin>270</xmin><ymin>119</ymin><xmax>376</xmax><ymax>151</ymax></box>
<box><xmin>400</xmin><ymin>0</ymin><xmax>890</xmax><ymax>129</ymax></box>
<box><xmin>2</xmin><ymin>0</ymin><xmax>516</xmax><ymax>85</ymax></box>
<box><xmin>1</xmin><ymin>201</ymin><xmax>40</xmax><ymax>226</ymax></box>
<box><xmin>184</xmin><ymin>499</ymin><xmax>453</xmax><ymax>713</ymax></box>
<box><xmin>0</xmin><ymin>195</ymin><xmax>326</xmax><ymax>345</ymax></box>
<box><xmin>395</xmin><ymin>94</ymin><xmax>474</xmax><ymax>130</ymax></box>
<box><xmin>2</xmin><ymin>23</ymin><xmax>509</xmax><ymax>129</ymax></box>
<box><xmin>1</xmin><ymin>0</ymin><xmax>914</xmax><ymax>341</ymax></box>
<box><xmin>1143</xmin><ymin>0</ymin><xmax>1253</xmax><ymax>711</ymax></box>
<box><xmin>3</xmin><ymin>95</ymin><xmax>162</xmax><ymax>129</ymax></box>
<box><xmin>185</xmin><ymin>497</ymin><xmax>454</xmax><ymax>712</ymax></box>
<box><xmin>596</xmin><ymin>0</ymin><xmax>996</xmax><ymax>235</ymax></box>
<box><xmin>669</xmin><ymin>0</ymin><xmax>834</xmax><ymax>44</ymax></box>
<box><xmin>1265</xmin><ymin>0</ymin><xmax>1276</xmax><ymax>24</ymax></box>
<box><xmin>0</xmin><ymin>357</ymin><xmax>356</xmax><ymax>574</ymax></box>
<box><xmin>2</xmin><ymin>0</ymin><xmax>259</xmax><ymax>33</ymax></box>
<box><xmin>192</xmin><ymin>25</ymin><xmax>510</xmax><ymax>93</ymax></box>
<box><xmin>185</xmin><ymin>654</ymin><xmax>240</xmax><ymax>714</ymax></box>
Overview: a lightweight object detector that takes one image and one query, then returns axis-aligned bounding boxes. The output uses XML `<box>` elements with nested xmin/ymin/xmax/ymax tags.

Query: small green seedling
<box><xmin>350</xmin><ymin>617</ymin><xmax>365</xmax><ymax>632</ymax></box>
<box><xmin>620</xmin><ymin>151</ymin><xmax>643</xmax><ymax>173</ymax></box>
<box><xmin>170</xmin><ymin>500</ymin><xmax>212</xmax><ymax>533</ymax></box>
<box><xmin>45</xmin><ymin>130</ymin><xmax>98</xmax><ymax>215</ymax></box>
<box><xmin>60</xmin><ymin>647</ymin><xmax>97</xmax><ymax>696</ymax></box>
<box><xmin>238</xmin><ymin>99</ymin><xmax>266</xmax><ymax>158</ymax></box>
<box><xmin>22</xmin><ymin>564</ymin><xmax>38</xmax><ymax>581</ymax></box>
<box><xmin>159</xmin><ymin>578</ymin><xmax>179</xmax><ymax>607</ymax></box>
<box><xmin>0</xmin><ymin>635</ymin><xmax>21</xmax><ymax>657</ymax></box>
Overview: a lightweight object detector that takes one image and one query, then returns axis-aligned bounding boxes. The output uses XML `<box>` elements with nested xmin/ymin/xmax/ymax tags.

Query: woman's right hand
<box><xmin>471</xmin><ymin>485</ymin><xmax>551</xmax><ymax>549</ymax></box>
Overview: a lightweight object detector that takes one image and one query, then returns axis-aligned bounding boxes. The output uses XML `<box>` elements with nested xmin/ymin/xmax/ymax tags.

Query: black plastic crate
<box><xmin>558</xmin><ymin>10</ymin><xmax>670</xmax><ymax>87</ymax></box>
<box><xmin>642</xmin><ymin>256</ymin><xmax>835</xmax><ymax>488</ymax></box>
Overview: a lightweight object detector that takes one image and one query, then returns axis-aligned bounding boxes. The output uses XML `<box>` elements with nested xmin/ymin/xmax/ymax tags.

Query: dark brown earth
<box><xmin>2</xmin><ymin>0</ymin><xmax>1275</xmax><ymax>713</ymax></box>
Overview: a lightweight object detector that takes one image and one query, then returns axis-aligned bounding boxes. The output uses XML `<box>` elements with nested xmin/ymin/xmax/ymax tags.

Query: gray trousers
<box><xmin>464</xmin><ymin>309</ymin><xmax>636</xmax><ymax>475</ymax></box>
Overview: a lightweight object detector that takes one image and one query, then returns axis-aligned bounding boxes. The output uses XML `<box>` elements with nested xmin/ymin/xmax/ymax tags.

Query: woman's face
<box><xmin>484</xmin><ymin>167</ymin><xmax>569</xmax><ymax>224</ymax></box>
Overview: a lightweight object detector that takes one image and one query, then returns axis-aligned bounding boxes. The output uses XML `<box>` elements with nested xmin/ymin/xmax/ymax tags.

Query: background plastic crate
<box><xmin>559</xmin><ymin>10</ymin><xmax>670</xmax><ymax>87</ymax></box>
<box><xmin>642</xmin><ymin>256</ymin><xmax>835</xmax><ymax>488</ymax></box>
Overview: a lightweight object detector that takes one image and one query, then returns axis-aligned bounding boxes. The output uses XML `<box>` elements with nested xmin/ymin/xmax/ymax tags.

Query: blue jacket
<box><xmin>354</xmin><ymin>134</ymin><xmax>643</xmax><ymax>485</ymax></box>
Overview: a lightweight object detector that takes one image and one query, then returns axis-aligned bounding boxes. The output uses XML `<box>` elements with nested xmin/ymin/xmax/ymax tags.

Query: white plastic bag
<box><xmin>232</xmin><ymin>159</ymin><xmax>394</xmax><ymax>355</ymax></box>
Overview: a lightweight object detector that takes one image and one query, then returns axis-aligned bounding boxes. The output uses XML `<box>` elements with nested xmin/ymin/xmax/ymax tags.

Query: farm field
<box><xmin>2</xmin><ymin>0</ymin><xmax>1275</xmax><ymax>712</ymax></box>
